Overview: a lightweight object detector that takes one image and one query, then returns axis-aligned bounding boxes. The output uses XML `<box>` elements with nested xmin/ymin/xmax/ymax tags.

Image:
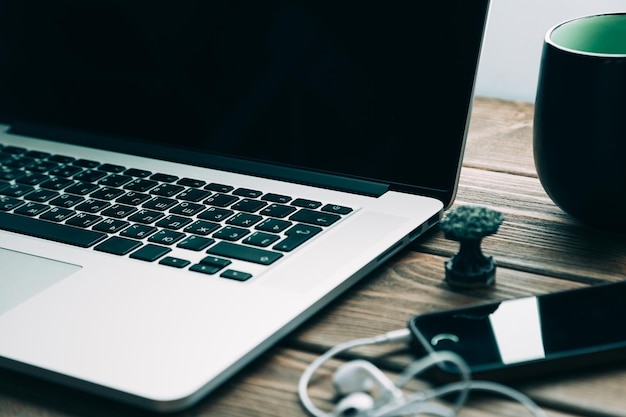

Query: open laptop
<box><xmin>0</xmin><ymin>0</ymin><xmax>490</xmax><ymax>411</ymax></box>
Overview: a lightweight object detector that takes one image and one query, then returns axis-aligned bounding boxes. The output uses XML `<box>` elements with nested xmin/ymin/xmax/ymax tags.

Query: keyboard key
<box><xmin>291</xmin><ymin>198</ymin><xmax>322</xmax><ymax>209</ymax></box>
<box><xmin>273</xmin><ymin>224</ymin><xmax>322</xmax><ymax>252</ymax></box>
<box><xmin>0</xmin><ymin>196</ymin><xmax>24</xmax><ymax>211</ymax></box>
<box><xmin>226</xmin><ymin>212</ymin><xmax>262</xmax><ymax>227</ymax></box>
<box><xmin>159</xmin><ymin>256</ymin><xmax>191</xmax><ymax>268</ymax></box>
<box><xmin>49</xmin><ymin>193</ymin><xmax>85</xmax><ymax>208</ymax></box>
<box><xmin>155</xmin><ymin>215</ymin><xmax>193</xmax><ymax>230</ymax></box>
<box><xmin>98</xmin><ymin>163</ymin><xmax>126</xmax><ymax>173</ymax></box>
<box><xmin>117</xmin><ymin>191</ymin><xmax>151</xmax><ymax>206</ymax></box>
<box><xmin>143</xmin><ymin>197</ymin><xmax>177</xmax><ymax>211</ymax></box>
<box><xmin>73</xmin><ymin>169</ymin><xmax>107</xmax><ymax>182</ymax></box>
<box><xmin>92</xmin><ymin>218</ymin><xmax>129</xmax><ymax>233</ymax></box>
<box><xmin>26</xmin><ymin>160</ymin><xmax>59</xmax><ymax>173</ymax></box>
<box><xmin>98</xmin><ymin>174</ymin><xmax>132</xmax><ymax>187</ymax></box>
<box><xmin>150</xmin><ymin>184</ymin><xmax>185</xmax><ymax>197</ymax></box>
<box><xmin>262</xmin><ymin>193</ymin><xmax>292</xmax><ymax>203</ymax></box>
<box><xmin>321</xmin><ymin>204</ymin><xmax>353</xmax><ymax>215</ymax></box>
<box><xmin>40</xmin><ymin>207</ymin><xmax>75</xmax><ymax>222</ymax></box>
<box><xmin>73</xmin><ymin>159</ymin><xmax>100</xmax><ymax>168</ymax></box>
<box><xmin>75</xmin><ymin>199</ymin><xmax>110</xmax><ymax>213</ymax></box>
<box><xmin>170</xmin><ymin>201</ymin><xmax>205</xmax><ymax>216</ymax></box>
<box><xmin>15</xmin><ymin>202</ymin><xmax>49</xmax><ymax>216</ymax></box>
<box><xmin>0</xmin><ymin>183</ymin><xmax>34</xmax><ymax>197</ymax></box>
<box><xmin>176</xmin><ymin>188</ymin><xmax>211</xmax><ymax>202</ymax></box>
<box><xmin>49</xmin><ymin>165</ymin><xmax>82</xmax><ymax>177</ymax></box>
<box><xmin>289</xmin><ymin>209</ymin><xmax>340</xmax><ymax>227</ymax></box>
<box><xmin>233</xmin><ymin>188</ymin><xmax>263</xmax><ymax>198</ymax></box>
<box><xmin>120</xmin><ymin>224</ymin><xmax>157</xmax><ymax>239</ymax></box>
<box><xmin>130</xmin><ymin>244</ymin><xmax>171</xmax><ymax>262</ymax></box>
<box><xmin>3</xmin><ymin>157</ymin><xmax>32</xmax><ymax>169</ymax></box>
<box><xmin>48</xmin><ymin>154</ymin><xmax>76</xmax><ymax>164</ymax></box>
<box><xmin>259</xmin><ymin>203</ymin><xmax>297</xmax><ymax>218</ymax></box>
<box><xmin>125</xmin><ymin>178</ymin><xmax>158</xmax><ymax>192</ymax></box>
<box><xmin>177</xmin><ymin>177</ymin><xmax>206</xmax><ymax>187</ymax></box>
<box><xmin>0</xmin><ymin>168</ymin><xmax>23</xmax><ymax>181</ymax></box>
<box><xmin>189</xmin><ymin>263</ymin><xmax>221</xmax><ymax>275</ymax></box>
<box><xmin>24</xmin><ymin>188</ymin><xmax>59</xmax><ymax>202</ymax></box>
<box><xmin>198</xmin><ymin>207</ymin><xmax>233</xmax><ymax>222</ymax></box>
<box><xmin>183</xmin><ymin>220</ymin><xmax>220</xmax><ymax>236</ymax></box>
<box><xmin>94</xmin><ymin>236</ymin><xmax>142</xmax><ymax>255</ymax></box>
<box><xmin>213</xmin><ymin>226</ymin><xmax>249</xmax><ymax>241</ymax></box>
<box><xmin>150</xmin><ymin>173</ymin><xmax>178</xmax><ymax>183</ymax></box>
<box><xmin>0</xmin><ymin>211</ymin><xmax>105</xmax><ymax>247</ymax></box>
<box><xmin>91</xmin><ymin>187</ymin><xmax>125</xmax><ymax>200</ymax></box>
<box><xmin>231</xmin><ymin>198</ymin><xmax>267</xmax><ymax>213</ymax></box>
<box><xmin>205</xmin><ymin>183</ymin><xmax>234</xmax><ymax>193</ymax></box>
<box><xmin>128</xmin><ymin>209</ymin><xmax>164</xmax><ymax>224</ymax></box>
<box><xmin>39</xmin><ymin>177</ymin><xmax>74</xmax><ymax>190</ymax></box>
<box><xmin>200</xmin><ymin>255</ymin><xmax>231</xmax><ymax>269</ymax></box>
<box><xmin>124</xmin><ymin>168</ymin><xmax>152</xmax><ymax>178</ymax></box>
<box><xmin>204</xmin><ymin>193</ymin><xmax>238</xmax><ymax>207</ymax></box>
<box><xmin>220</xmin><ymin>270</ymin><xmax>252</xmax><ymax>282</ymax></box>
<box><xmin>101</xmin><ymin>204</ymin><xmax>137</xmax><ymax>219</ymax></box>
<box><xmin>148</xmin><ymin>229</ymin><xmax>185</xmax><ymax>245</ymax></box>
<box><xmin>66</xmin><ymin>213</ymin><xmax>102</xmax><ymax>228</ymax></box>
<box><xmin>243</xmin><ymin>232</ymin><xmax>280</xmax><ymax>248</ymax></box>
<box><xmin>16</xmin><ymin>172</ymin><xmax>48</xmax><ymax>185</ymax></box>
<box><xmin>65</xmin><ymin>181</ymin><xmax>99</xmax><ymax>195</ymax></box>
<box><xmin>24</xmin><ymin>150</ymin><xmax>50</xmax><ymax>160</ymax></box>
<box><xmin>256</xmin><ymin>218</ymin><xmax>292</xmax><ymax>233</ymax></box>
<box><xmin>177</xmin><ymin>235</ymin><xmax>215</xmax><ymax>251</ymax></box>
<box><xmin>207</xmin><ymin>241</ymin><xmax>283</xmax><ymax>265</ymax></box>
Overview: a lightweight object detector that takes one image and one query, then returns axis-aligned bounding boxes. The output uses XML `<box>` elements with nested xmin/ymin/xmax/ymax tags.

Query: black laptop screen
<box><xmin>0</xmin><ymin>1</ymin><xmax>489</xmax><ymax>202</ymax></box>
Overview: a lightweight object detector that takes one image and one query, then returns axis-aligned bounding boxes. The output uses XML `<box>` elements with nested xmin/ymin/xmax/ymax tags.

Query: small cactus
<box><xmin>439</xmin><ymin>205</ymin><xmax>503</xmax><ymax>289</ymax></box>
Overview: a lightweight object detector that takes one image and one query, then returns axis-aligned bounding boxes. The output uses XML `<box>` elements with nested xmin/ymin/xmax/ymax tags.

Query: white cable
<box><xmin>298</xmin><ymin>328</ymin><xmax>546</xmax><ymax>417</ymax></box>
<box><xmin>298</xmin><ymin>329</ymin><xmax>412</xmax><ymax>417</ymax></box>
<box><xmin>374</xmin><ymin>351</ymin><xmax>471</xmax><ymax>417</ymax></box>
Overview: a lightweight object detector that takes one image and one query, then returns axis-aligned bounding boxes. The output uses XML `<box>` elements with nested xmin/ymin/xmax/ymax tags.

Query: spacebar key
<box><xmin>207</xmin><ymin>241</ymin><xmax>283</xmax><ymax>265</ymax></box>
<box><xmin>0</xmin><ymin>212</ymin><xmax>107</xmax><ymax>248</ymax></box>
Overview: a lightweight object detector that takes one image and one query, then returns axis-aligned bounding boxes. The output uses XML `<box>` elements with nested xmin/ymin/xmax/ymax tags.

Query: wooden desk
<box><xmin>1</xmin><ymin>98</ymin><xmax>625</xmax><ymax>417</ymax></box>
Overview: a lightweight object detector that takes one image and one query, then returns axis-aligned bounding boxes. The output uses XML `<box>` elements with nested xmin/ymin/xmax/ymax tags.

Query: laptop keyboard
<box><xmin>0</xmin><ymin>144</ymin><xmax>354</xmax><ymax>281</ymax></box>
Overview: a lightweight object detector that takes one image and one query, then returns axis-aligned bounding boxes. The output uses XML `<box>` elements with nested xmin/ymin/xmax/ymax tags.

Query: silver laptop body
<box><xmin>0</xmin><ymin>1</ymin><xmax>490</xmax><ymax>411</ymax></box>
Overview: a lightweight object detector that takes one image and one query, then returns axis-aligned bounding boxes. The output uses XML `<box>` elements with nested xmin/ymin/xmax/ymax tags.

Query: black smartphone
<box><xmin>409</xmin><ymin>281</ymin><xmax>626</xmax><ymax>381</ymax></box>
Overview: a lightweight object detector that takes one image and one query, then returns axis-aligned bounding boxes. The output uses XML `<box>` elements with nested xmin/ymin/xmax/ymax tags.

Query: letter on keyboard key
<box><xmin>207</xmin><ymin>242</ymin><xmax>283</xmax><ymax>265</ymax></box>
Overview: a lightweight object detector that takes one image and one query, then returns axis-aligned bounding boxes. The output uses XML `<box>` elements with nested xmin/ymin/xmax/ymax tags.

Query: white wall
<box><xmin>474</xmin><ymin>0</ymin><xmax>626</xmax><ymax>102</ymax></box>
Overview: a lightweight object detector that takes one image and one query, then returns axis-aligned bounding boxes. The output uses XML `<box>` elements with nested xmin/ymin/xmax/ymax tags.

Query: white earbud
<box><xmin>332</xmin><ymin>360</ymin><xmax>404</xmax><ymax>403</ymax></box>
<box><xmin>330</xmin><ymin>392</ymin><xmax>375</xmax><ymax>417</ymax></box>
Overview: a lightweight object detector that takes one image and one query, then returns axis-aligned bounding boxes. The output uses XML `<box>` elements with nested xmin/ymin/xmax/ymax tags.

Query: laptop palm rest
<box><xmin>0</xmin><ymin>248</ymin><xmax>80</xmax><ymax>315</ymax></box>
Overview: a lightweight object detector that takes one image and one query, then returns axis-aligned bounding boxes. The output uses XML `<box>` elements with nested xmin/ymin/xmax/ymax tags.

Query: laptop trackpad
<box><xmin>0</xmin><ymin>248</ymin><xmax>81</xmax><ymax>315</ymax></box>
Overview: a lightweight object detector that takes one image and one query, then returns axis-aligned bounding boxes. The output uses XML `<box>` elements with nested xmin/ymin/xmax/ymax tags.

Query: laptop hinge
<box><xmin>8</xmin><ymin>122</ymin><xmax>390</xmax><ymax>197</ymax></box>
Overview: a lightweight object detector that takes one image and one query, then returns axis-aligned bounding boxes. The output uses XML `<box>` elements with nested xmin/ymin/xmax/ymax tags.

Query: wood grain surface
<box><xmin>1</xmin><ymin>97</ymin><xmax>624</xmax><ymax>417</ymax></box>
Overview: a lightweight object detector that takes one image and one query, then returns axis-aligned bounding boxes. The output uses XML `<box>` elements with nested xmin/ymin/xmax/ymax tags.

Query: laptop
<box><xmin>0</xmin><ymin>0</ymin><xmax>490</xmax><ymax>411</ymax></box>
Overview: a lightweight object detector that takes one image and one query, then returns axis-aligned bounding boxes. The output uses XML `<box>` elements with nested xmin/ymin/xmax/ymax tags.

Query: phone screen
<box><xmin>409</xmin><ymin>282</ymin><xmax>626</xmax><ymax>378</ymax></box>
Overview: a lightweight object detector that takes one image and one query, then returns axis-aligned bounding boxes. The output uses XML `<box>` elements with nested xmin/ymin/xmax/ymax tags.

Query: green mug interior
<box><xmin>550</xmin><ymin>14</ymin><xmax>626</xmax><ymax>55</ymax></box>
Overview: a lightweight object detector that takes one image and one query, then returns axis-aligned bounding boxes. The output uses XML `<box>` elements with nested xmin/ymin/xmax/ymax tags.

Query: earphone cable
<box><xmin>298</xmin><ymin>328</ymin><xmax>546</xmax><ymax>417</ymax></box>
<box><xmin>298</xmin><ymin>329</ymin><xmax>412</xmax><ymax>417</ymax></box>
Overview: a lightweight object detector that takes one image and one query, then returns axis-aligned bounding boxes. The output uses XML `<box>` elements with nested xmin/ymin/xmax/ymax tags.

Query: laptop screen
<box><xmin>0</xmin><ymin>1</ymin><xmax>489</xmax><ymax>203</ymax></box>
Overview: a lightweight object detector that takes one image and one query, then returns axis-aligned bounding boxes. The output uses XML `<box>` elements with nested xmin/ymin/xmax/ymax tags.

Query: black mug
<box><xmin>534</xmin><ymin>13</ymin><xmax>626</xmax><ymax>232</ymax></box>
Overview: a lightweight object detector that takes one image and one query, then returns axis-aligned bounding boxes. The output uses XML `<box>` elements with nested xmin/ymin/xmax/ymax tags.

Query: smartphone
<box><xmin>409</xmin><ymin>281</ymin><xmax>626</xmax><ymax>381</ymax></box>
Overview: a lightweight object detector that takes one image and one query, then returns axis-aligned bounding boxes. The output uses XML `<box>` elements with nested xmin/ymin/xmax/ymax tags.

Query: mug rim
<box><xmin>546</xmin><ymin>12</ymin><xmax>626</xmax><ymax>58</ymax></box>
